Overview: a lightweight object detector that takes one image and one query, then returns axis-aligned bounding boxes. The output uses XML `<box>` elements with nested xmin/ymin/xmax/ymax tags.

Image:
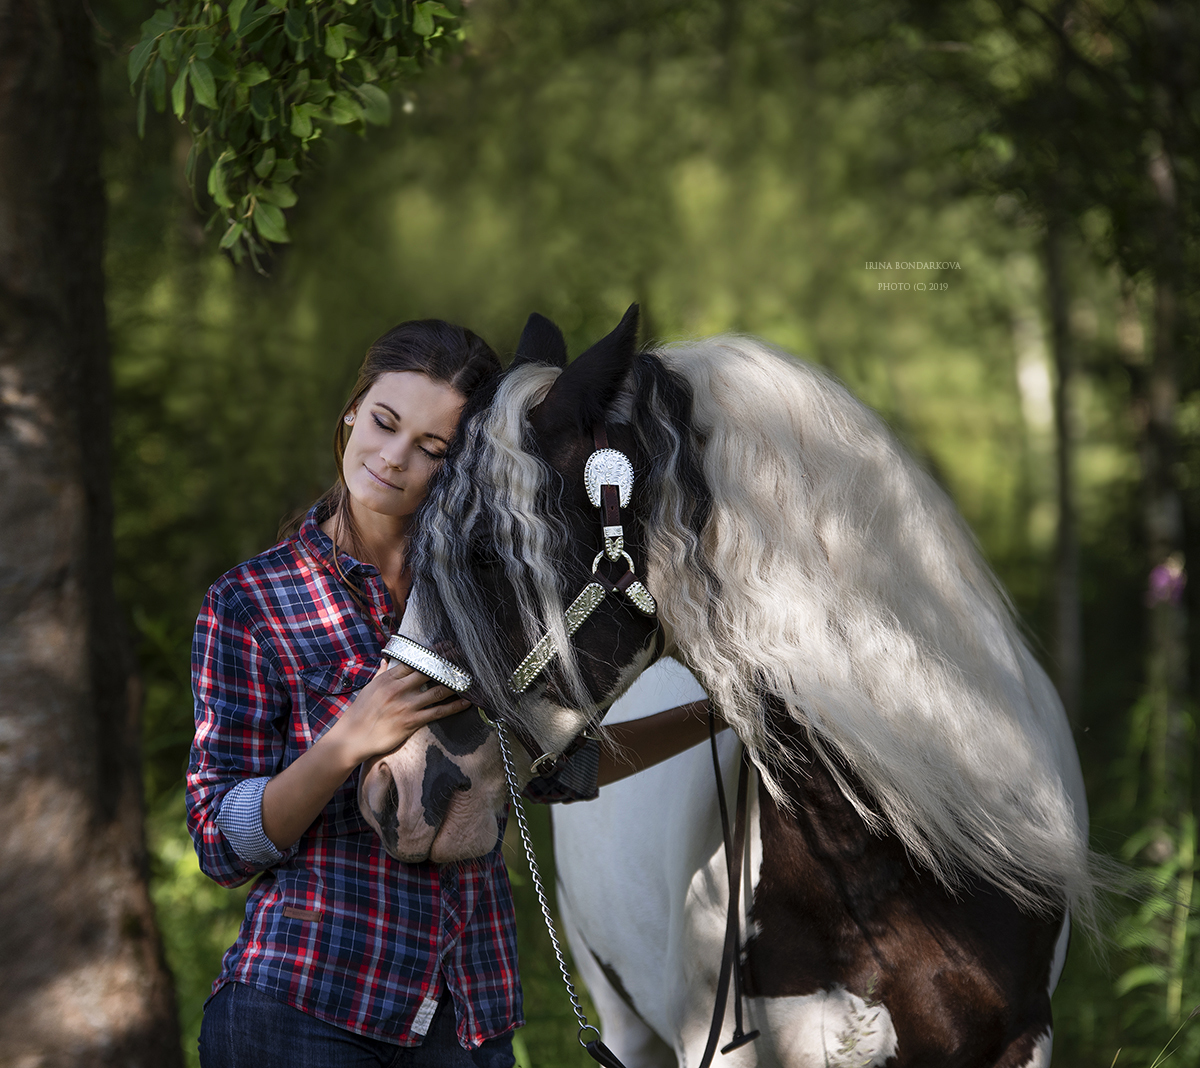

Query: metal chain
<box><xmin>496</xmin><ymin>722</ymin><xmax>601</xmax><ymax>1048</ymax></box>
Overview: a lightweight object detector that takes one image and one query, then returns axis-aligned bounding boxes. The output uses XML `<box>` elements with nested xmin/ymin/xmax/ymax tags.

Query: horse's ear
<box><xmin>510</xmin><ymin>313</ymin><xmax>569</xmax><ymax>370</ymax></box>
<box><xmin>533</xmin><ymin>303</ymin><xmax>639</xmax><ymax>434</ymax></box>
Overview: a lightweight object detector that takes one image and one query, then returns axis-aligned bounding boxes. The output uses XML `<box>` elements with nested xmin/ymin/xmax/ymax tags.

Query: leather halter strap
<box><xmin>501</xmin><ymin>424</ymin><xmax>662</xmax><ymax>775</ymax></box>
<box><xmin>507</xmin><ymin>424</ymin><xmax>657</xmax><ymax>696</ymax></box>
<box><xmin>698</xmin><ymin>718</ymin><xmax>759</xmax><ymax>1066</ymax></box>
<box><xmin>386</xmin><ymin>423</ymin><xmax>662</xmax><ymax>777</ymax></box>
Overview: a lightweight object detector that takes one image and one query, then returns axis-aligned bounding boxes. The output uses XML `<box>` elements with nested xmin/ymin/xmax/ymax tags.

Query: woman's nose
<box><xmin>382</xmin><ymin>439</ymin><xmax>410</xmax><ymax>470</ymax></box>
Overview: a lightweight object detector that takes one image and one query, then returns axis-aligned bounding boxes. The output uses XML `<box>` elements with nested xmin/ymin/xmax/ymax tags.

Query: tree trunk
<box><xmin>0</xmin><ymin>1</ymin><xmax>181</xmax><ymax>1064</ymax></box>
<box><xmin>1142</xmin><ymin>143</ymin><xmax>1189</xmax><ymax>824</ymax></box>
<box><xmin>1044</xmin><ymin>213</ymin><xmax>1082</xmax><ymax>725</ymax></box>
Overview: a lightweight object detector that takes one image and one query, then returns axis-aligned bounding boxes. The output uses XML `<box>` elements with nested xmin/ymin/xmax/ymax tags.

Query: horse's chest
<box><xmin>745</xmin><ymin>773</ymin><xmax>1062</xmax><ymax>1067</ymax></box>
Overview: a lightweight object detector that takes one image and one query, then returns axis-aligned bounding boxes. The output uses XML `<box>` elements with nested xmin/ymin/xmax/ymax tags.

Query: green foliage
<box><xmin>128</xmin><ymin>0</ymin><xmax>464</xmax><ymax>269</ymax></box>
<box><xmin>99</xmin><ymin>0</ymin><xmax>1200</xmax><ymax>1063</ymax></box>
<box><xmin>149</xmin><ymin>790</ymin><xmax>252</xmax><ymax>1066</ymax></box>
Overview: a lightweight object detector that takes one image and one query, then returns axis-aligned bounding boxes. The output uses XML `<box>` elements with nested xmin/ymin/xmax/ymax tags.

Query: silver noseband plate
<box><xmin>383</xmin><ymin>634</ymin><xmax>473</xmax><ymax>693</ymax></box>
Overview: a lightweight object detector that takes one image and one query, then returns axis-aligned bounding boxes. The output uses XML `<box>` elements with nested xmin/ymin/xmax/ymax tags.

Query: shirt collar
<box><xmin>296</xmin><ymin>501</ymin><xmax>380</xmax><ymax>580</ymax></box>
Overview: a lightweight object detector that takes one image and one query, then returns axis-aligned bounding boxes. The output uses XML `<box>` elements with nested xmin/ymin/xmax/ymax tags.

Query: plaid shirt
<box><xmin>187</xmin><ymin>506</ymin><xmax>594</xmax><ymax>1047</ymax></box>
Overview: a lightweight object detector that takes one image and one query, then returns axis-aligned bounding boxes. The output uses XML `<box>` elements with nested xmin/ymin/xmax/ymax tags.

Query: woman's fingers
<box><xmin>344</xmin><ymin>660</ymin><xmax>473</xmax><ymax>760</ymax></box>
<box><xmin>420</xmin><ymin>695</ymin><xmax>474</xmax><ymax>722</ymax></box>
<box><xmin>373</xmin><ymin>656</ymin><xmax>415</xmax><ymax>681</ymax></box>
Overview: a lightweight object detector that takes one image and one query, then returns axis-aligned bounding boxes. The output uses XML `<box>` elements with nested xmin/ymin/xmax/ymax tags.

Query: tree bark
<box><xmin>0</xmin><ymin>1</ymin><xmax>181</xmax><ymax>1064</ymax></box>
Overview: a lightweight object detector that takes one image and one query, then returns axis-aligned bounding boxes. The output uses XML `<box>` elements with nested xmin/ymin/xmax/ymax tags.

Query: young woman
<box><xmin>188</xmin><ymin>319</ymin><xmax>715</xmax><ymax>1067</ymax></box>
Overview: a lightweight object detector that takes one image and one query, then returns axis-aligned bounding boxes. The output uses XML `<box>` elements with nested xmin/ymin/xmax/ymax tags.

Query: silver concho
<box><xmin>584</xmin><ymin>449</ymin><xmax>634</xmax><ymax>508</ymax></box>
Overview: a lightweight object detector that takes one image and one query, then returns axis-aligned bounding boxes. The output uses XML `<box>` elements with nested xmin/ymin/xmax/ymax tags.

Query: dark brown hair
<box><xmin>282</xmin><ymin>320</ymin><xmax>501</xmax><ymax>592</ymax></box>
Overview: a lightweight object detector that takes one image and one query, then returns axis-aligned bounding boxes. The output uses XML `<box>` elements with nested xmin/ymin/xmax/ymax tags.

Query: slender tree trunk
<box><xmin>1044</xmin><ymin>213</ymin><xmax>1082</xmax><ymax>724</ymax></box>
<box><xmin>1143</xmin><ymin>144</ymin><xmax>1188</xmax><ymax>823</ymax></box>
<box><xmin>0</xmin><ymin>1</ymin><xmax>181</xmax><ymax>1063</ymax></box>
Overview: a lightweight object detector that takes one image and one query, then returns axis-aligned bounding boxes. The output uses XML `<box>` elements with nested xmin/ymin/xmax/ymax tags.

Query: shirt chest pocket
<box><xmin>300</xmin><ymin>656</ymin><xmax>379</xmax><ymax>742</ymax></box>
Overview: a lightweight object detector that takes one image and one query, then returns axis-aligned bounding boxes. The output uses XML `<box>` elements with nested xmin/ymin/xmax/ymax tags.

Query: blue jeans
<box><xmin>199</xmin><ymin>982</ymin><xmax>516</xmax><ymax>1068</ymax></box>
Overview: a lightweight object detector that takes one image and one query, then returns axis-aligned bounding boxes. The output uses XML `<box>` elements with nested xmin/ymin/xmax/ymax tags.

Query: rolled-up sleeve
<box><xmin>187</xmin><ymin>585</ymin><xmax>295</xmax><ymax>887</ymax></box>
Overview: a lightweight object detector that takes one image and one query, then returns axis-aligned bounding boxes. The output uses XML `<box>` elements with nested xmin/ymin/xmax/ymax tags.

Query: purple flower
<box><xmin>1147</xmin><ymin>555</ymin><xmax>1187</xmax><ymax>606</ymax></box>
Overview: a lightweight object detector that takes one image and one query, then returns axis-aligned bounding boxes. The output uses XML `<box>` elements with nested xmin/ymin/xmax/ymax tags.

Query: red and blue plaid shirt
<box><xmin>187</xmin><ymin>506</ymin><xmax>593</xmax><ymax>1047</ymax></box>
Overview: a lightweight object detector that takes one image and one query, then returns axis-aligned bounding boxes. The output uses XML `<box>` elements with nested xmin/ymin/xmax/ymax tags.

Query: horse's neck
<box><xmin>760</xmin><ymin>710</ymin><xmax>888</xmax><ymax>862</ymax></box>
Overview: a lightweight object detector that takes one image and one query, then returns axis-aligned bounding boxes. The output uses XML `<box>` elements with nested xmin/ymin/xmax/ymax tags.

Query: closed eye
<box><xmin>372</xmin><ymin>414</ymin><xmax>446</xmax><ymax>459</ymax></box>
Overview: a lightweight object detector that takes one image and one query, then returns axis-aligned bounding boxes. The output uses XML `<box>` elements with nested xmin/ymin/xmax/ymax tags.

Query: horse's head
<box><xmin>401</xmin><ymin>305</ymin><xmax>684</xmax><ymax>771</ymax></box>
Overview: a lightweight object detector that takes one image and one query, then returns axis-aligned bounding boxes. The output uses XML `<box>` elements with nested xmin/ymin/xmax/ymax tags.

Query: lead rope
<box><xmin>701</xmin><ymin>714</ymin><xmax>760</xmax><ymax>1066</ymax></box>
<box><xmin>496</xmin><ymin>722</ymin><xmax>630</xmax><ymax>1068</ymax></box>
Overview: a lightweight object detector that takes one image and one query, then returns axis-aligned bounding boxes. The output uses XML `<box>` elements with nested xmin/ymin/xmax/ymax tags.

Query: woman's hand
<box><xmin>260</xmin><ymin>660</ymin><xmax>470</xmax><ymax>851</ymax></box>
<box><xmin>328</xmin><ymin>659</ymin><xmax>473</xmax><ymax>767</ymax></box>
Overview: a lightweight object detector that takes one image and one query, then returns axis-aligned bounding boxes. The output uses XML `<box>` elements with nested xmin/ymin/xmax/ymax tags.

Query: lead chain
<box><xmin>496</xmin><ymin>722</ymin><xmax>599</xmax><ymax>1048</ymax></box>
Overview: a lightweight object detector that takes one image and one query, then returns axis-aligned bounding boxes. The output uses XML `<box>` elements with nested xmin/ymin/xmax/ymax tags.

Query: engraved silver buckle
<box><xmin>584</xmin><ymin>449</ymin><xmax>634</xmax><ymax>507</ymax></box>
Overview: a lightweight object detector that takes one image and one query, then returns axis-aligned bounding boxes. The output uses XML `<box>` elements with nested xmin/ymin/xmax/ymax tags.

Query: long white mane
<box><xmin>414</xmin><ymin>336</ymin><xmax>1100</xmax><ymax>919</ymax></box>
<box><xmin>643</xmin><ymin>336</ymin><xmax>1096</xmax><ymax>919</ymax></box>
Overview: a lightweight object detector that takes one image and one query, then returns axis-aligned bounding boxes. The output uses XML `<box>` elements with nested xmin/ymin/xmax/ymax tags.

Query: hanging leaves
<box><xmin>129</xmin><ymin>0</ymin><xmax>463</xmax><ymax>270</ymax></box>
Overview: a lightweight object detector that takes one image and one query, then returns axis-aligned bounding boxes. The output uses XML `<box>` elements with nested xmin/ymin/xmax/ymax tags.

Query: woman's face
<box><xmin>342</xmin><ymin>371</ymin><xmax>466</xmax><ymax>522</ymax></box>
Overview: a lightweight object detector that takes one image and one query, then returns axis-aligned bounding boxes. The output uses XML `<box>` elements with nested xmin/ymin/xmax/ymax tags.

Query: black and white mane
<box><xmin>410</xmin><ymin>328</ymin><xmax>1098</xmax><ymax>922</ymax></box>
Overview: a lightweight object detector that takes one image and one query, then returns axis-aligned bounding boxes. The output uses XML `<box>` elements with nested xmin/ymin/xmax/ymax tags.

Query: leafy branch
<box><xmin>129</xmin><ymin>0</ymin><xmax>462</xmax><ymax>269</ymax></box>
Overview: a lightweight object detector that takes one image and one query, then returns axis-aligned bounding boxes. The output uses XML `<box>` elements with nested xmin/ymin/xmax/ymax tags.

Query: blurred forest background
<box><xmin>60</xmin><ymin>0</ymin><xmax>1200</xmax><ymax>1063</ymax></box>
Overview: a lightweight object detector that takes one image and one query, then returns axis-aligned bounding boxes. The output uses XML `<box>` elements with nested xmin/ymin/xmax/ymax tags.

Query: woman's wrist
<box><xmin>596</xmin><ymin>700</ymin><xmax>716</xmax><ymax>787</ymax></box>
<box><xmin>317</xmin><ymin>713</ymin><xmax>369</xmax><ymax>773</ymax></box>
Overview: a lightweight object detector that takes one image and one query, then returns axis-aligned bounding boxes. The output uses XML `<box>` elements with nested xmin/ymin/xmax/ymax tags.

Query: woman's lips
<box><xmin>366</xmin><ymin>466</ymin><xmax>402</xmax><ymax>490</ymax></box>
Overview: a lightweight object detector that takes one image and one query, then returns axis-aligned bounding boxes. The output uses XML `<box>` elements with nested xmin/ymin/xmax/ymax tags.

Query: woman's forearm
<box><xmin>260</xmin><ymin>660</ymin><xmax>471</xmax><ymax>850</ymax></box>
<box><xmin>596</xmin><ymin>700</ymin><xmax>723</xmax><ymax>787</ymax></box>
<box><xmin>261</xmin><ymin>726</ymin><xmax>361</xmax><ymax>850</ymax></box>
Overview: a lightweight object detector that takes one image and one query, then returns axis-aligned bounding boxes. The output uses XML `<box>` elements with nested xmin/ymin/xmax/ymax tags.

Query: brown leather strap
<box><xmin>601</xmin><ymin>483</ymin><xmax>622</xmax><ymax>527</ymax></box>
<box><xmin>698</xmin><ymin>727</ymin><xmax>759</xmax><ymax>1067</ymax></box>
<box><xmin>593</xmin><ymin>425</ymin><xmax>609</xmax><ymax>449</ymax></box>
<box><xmin>591</xmin><ymin>569</ymin><xmax>637</xmax><ymax>596</ymax></box>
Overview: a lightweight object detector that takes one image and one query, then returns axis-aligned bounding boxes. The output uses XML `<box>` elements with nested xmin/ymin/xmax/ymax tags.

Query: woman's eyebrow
<box><xmin>374</xmin><ymin>402</ymin><xmax>451</xmax><ymax>446</ymax></box>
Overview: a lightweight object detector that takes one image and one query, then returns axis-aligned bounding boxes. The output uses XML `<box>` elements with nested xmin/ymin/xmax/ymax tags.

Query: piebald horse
<box><xmin>358</xmin><ymin>307</ymin><xmax>1097</xmax><ymax>1067</ymax></box>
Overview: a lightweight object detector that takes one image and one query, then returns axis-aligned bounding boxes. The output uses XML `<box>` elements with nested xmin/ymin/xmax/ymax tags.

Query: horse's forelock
<box><xmin>412</xmin><ymin>364</ymin><xmax>594</xmax><ymax>726</ymax></box>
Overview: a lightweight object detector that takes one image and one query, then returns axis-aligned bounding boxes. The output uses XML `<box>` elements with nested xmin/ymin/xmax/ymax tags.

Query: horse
<box><xmin>360</xmin><ymin>305</ymin><xmax>1099</xmax><ymax>1067</ymax></box>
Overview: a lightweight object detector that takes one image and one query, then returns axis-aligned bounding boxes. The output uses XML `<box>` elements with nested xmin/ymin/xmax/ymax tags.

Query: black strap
<box><xmin>698</xmin><ymin>715</ymin><xmax>760</xmax><ymax>1067</ymax></box>
<box><xmin>584</xmin><ymin>1037</ymin><xmax>630</xmax><ymax>1068</ymax></box>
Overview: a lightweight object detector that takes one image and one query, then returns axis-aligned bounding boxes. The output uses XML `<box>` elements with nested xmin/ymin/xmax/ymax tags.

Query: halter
<box><xmin>382</xmin><ymin>425</ymin><xmax>661</xmax><ymax>775</ymax></box>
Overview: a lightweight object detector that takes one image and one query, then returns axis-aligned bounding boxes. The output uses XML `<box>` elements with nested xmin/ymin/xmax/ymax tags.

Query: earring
<box><xmin>344</xmin><ymin>413</ymin><xmax>355</xmax><ymax>425</ymax></box>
